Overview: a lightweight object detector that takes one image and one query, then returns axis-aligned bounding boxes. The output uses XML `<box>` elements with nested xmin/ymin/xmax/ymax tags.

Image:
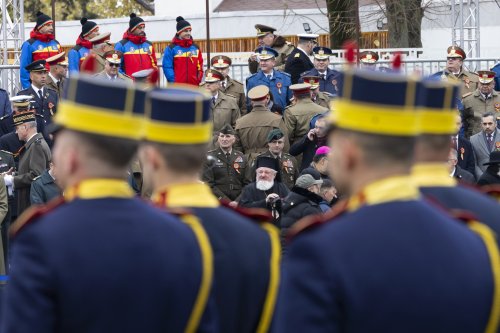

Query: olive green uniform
<box><xmin>462</xmin><ymin>89</ymin><xmax>500</xmax><ymax>138</ymax></box>
<box><xmin>313</xmin><ymin>91</ymin><xmax>330</xmax><ymax>109</ymax></box>
<box><xmin>439</xmin><ymin>69</ymin><xmax>479</xmax><ymax>96</ymax></box>
<box><xmin>283</xmin><ymin>98</ymin><xmax>328</xmax><ymax>145</ymax></box>
<box><xmin>247</xmin><ymin>150</ymin><xmax>299</xmax><ymax>190</ymax></box>
<box><xmin>222</xmin><ymin>77</ymin><xmax>247</xmax><ymax>115</ymax></box>
<box><xmin>248</xmin><ymin>36</ymin><xmax>294</xmax><ymax>74</ymax></box>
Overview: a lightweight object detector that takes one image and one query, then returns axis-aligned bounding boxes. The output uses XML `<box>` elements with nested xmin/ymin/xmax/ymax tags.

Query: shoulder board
<box><xmin>207</xmin><ymin>149</ymin><xmax>218</xmax><ymax>153</ymax></box>
<box><xmin>119</xmin><ymin>39</ymin><xmax>128</xmax><ymax>46</ymax></box>
<box><xmin>9</xmin><ymin>196</ymin><xmax>65</xmax><ymax>238</ymax></box>
<box><xmin>0</xmin><ymin>150</ymin><xmax>13</xmax><ymax>155</ymax></box>
<box><xmin>32</xmin><ymin>175</ymin><xmax>42</xmax><ymax>181</ymax></box>
<box><xmin>35</xmin><ymin>113</ymin><xmax>44</xmax><ymax>118</ymax></box>
<box><xmin>0</xmin><ymin>114</ymin><xmax>11</xmax><ymax>121</ymax></box>
<box><xmin>468</xmin><ymin>71</ymin><xmax>478</xmax><ymax>76</ymax></box>
<box><xmin>462</xmin><ymin>92</ymin><xmax>473</xmax><ymax>99</ymax></box>
<box><xmin>287</xmin><ymin>199</ymin><xmax>348</xmax><ymax>240</ymax></box>
<box><xmin>294</xmin><ymin>52</ymin><xmax>301</xmax><ymax>58</ymax></box>
<box><xmin>278</xmin><ymin>71</ymin><xmax>291</xmax><ymax>77</ymax></box>
<box><xmin>246</xmin><ymin>73</ymin><xmax>257</xmax><ymax>81</ymax></box>
<box><xmin>219</xmin><ymin>200</ymin><xmax>272</xmax><ymax>223</ymax></box>
<box><xmin>230</xmin><ymin>79</ymin><xmax>243</xmax><ymax>86</ymax></box>
<box><xmin>224</xmin><ymin>92</ymin><xmax>238</xmax><ymax>99</ymax></box>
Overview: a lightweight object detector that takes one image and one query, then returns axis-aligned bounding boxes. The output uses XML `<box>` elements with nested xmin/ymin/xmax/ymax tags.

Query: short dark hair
<box><xmin>74</xmin><ymin>131</ymin><xmax>138</xmax><ymax>168</ymax></box>
<box><xmin>320</xmin><ymin>178</ymin><xmax>334</xmax><ymax>191</ymax></box>
<box><xmin>147</xmin><ymin>142</ymin><xmax>208</xmax><ymax>174</ymax></box>
<box><xmin>313</xmin><ymin>153</ymin><xmax>327</xmax><ymax>163</ymax></box>
<box><xmin>482</xmin><ymin>112</ymin><xmax>495</xmax><ymax>119</ymax></box>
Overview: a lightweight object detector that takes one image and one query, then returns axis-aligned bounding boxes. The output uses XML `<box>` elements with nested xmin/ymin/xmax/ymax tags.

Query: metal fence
<box><xmin>2</xmin><ymin>57</ymin><xmax>499</xmax><ymax>96</ymax></box>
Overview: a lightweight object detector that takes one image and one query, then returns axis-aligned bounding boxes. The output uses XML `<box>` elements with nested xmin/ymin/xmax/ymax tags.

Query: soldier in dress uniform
<box><xmin>203</xmin><ymin>68</ymin><xmax>240</xmax><ymax>136</ymax></box>
<box><xmin>210</xmin><ymin>55</ymin><xmax>247</xmax><ymax>114</ymax></box>
<box><xmin>203</xmin><ymin>124</ymin><xmax>247</xmax><ymax>205</ymax></box>
<box><xmin>275</xmin><ymin>69</ymin><xmax>500</xmax><ymax>332</ymax></box>
<box><xmin>94</xmin><ymin>50</ymin><xmax>133</xmax><ymax>82</ymax></box>
<box><xmin>248</xmin><ymin>24</ymin><xmax>294</xmax><ymax>74</ymax></box>
<box><xmin>359</xmin><ymin>50</ymin><xmax>379</xmax><ymax>70</ymax></box>
<box><xmin>302</xmin><ymin>75</ymin><xmax>330</xmax><ymax>108</ymax></box>
<box><xmin>2</xmin><ymin>75</ymin><xmax>216</xmax><ymax>333</ymax></box>
<box><xmin>246</xmin><ymin>46</ymin><xmax>292</xmax><ymax>111</ymax></box>
<box><xmin>284</xmin><ymin>83</ymin><xmax>328</xmax><ymax>146</ymax></box>
<box><xmin>45</xmin><ymin>51</ymin><xmax>67</xmax><ymax>98</ymax></box>
<box><xmin>284</xmin><ymin>34</ymin><xmax>318</xmax><ymax>84</ymax></box>
<box><xmin>17</xmin><ymin>59</ymin><xmax>58</xmax><ymax>128</ymax></box>
<box><xmin>80</xmin><ymin>32</ymin><xmax>113</xmax><ymax>74</ymax></box>
<box><xmin>462</xmin><ymin>70</ymin><xmax>500</xmax><ymax>138</ymax></box>
<box><xmin>430</xmin><ymin>45</ymin><xmax>479</xmax><ymax>96</ymax></box>
<box><xmin>300</xmin><ymin>46</ymin><xmax>342</xmax><ymax>97</ymax></box>
<box><xmin>248</xmin><ymin>128</ymin><xmax>299</xmax><ymax>190</ymax></box>
<box><xmin>236</xmin><ymin>85</ymin><xmax>289</xmax><ymax>155</ymax></box>
<box><xmin>137</xmin><ymin>85</ymin><xmax>281</xmax><ymax>333</ymax></box>
<box><xmin>0</xmin><ymin>146</ymin><xmax>14</xmax><ymax>274</ymax></box>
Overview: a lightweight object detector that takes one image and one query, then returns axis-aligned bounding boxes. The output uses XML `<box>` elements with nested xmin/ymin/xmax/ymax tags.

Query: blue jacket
<box><xmin>19</xmin><ymin>37</ymin><xmax>61</xmax><ymax>89</ymax></box>
<box><xmin>1</xmin><ymin>180</ymin><xmax>216</xmax><ymax>333</ymax></box>
<box><xmin>162</xmin><ymin>40</ymin><xmax>203</xmax><ymax>85</ymax></box>
<box><xmin>275</xmin><ymin>177</ymin><xmax>496</xmax><ymax>333</ymax></box>
<box><xmin>299</xmin><ymin>68</ymin><xmax>342</xmax><ymax>97</ymax></box>
<box><xmin>0</xmin><ymin>89</ymin><xmax>11</xmax><ymax>118</ymax></box>
<box><xmin>491</xmin><ymin>62</ymin><xmax>500</xmax><ymax>91</ymax></box>
<box><xmin>246</xmin><ymin>70</ymin><xmax>292</xmax><ymax>110</ymax></box>
<box><xmin>114</xmin><ymin>36</ymin><xmax>157</xmax><ymax>77</ymax></box>
<box><xmin>67</xmin><ymin>45</ymin><xmax>91</xmax><ymax>74</ymax></box>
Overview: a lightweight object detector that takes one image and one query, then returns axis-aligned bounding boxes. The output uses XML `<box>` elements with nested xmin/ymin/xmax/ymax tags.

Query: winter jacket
<box><xmin>68</xmin><ymin>36</ymin><xmax>92</xmax><ymax>74</ymax></box>
<box><xmin>114</xmin><ymin>31</ymin><xmax>158</xmax><ymax>77</ymax></box>
<box><xmin>162</xmin><ymin>37</ymin><xmax>203</xmax><ymax>86</ymax></box>
<box><xmin>20</xmin><ymin>30</ymin><xmax>61</xmax><ymax>89</ymax></box>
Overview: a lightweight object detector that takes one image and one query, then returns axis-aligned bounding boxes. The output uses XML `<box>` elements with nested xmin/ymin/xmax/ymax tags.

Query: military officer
<box><xmin>246</xmin><ymin>46</ymin><xmax>292</xmax><ymax>111</ymax></box>
<box><xmin>462</xmin><ymin>70</ymin><xmax>500</xmax><ymax>138</ymax></box>
<box><xmin>430</xmin><ymin>45</ymin><xmax>479</xmax><ymax>96</ymax></box>
<box><xmin>300</xmin><ymin>46</ymin><xmax>342</xmax><ymax>97</ymax></box>
<box><xmin>248</xmin><ymin>128</ymin><xmax>299</xmax><ymax>190</ymax></box>
<box><xmin>203</xmin><ymin>125</ymin><xmax>247</xmax><ymax>204</ymax></box>
<box><xmin>284</xmin><ymin>34</ymin><xmax>318</xmax><ymax>84</ymax></box>
<box><xmin>45</xmin><ymin>51</ymin><xmax>67</xmax><ymax>98</ymax></box>
<box><xmin>211</xmin><ymin>55</ymin><xmax>247</xmax><ymax>114</ymax></box>
<box><xmin>0</xmin><ymin>147</ymin><xmax>15</xmax><ymax>274</ymax></box>
<box><xmin>94</xmin><ymin>50</ymin><xmax>133</xmax><ymax>82</ymax></box>
<box><xmin>275</xmin><ymin>69</ymin><xmax>500</xmax><ymax>333</ymax></box>
<box><xmin>302</xmin><ymin>75</ymin><xmax>330</xmax><ymax>108</ymax></box>
<box><xmin>80</xmin><ymin>32</ymin><xmax>113</xmax><ymax>74</ymax></box>
<box><xmin>138</xmin><ymin>85</ymin><xmax>280</xmax><ymax>333</ymax></box>
<box><xmin>359</xmin><ymin>50</ymin><xmax>379</xmax><ymax>70</ymax></box>
<box><xmin>248</xmin><ymin>24</ymin><xmax>294</xmax><ymax>74</ymax></box>
<box><xmin>4</xmin><ymin>110</ymin><xmax>51</xmax><ymax>216</ymax></box>
<box><xmin>17</xmin><ymin>59</ymin><xmax>58</xmax><ymax>127</ymax></box>
<box><xmin>203</xmin><ymin>69</ymin><xmax>240</xmax><ymax>134</ymax></box>
<box><xmin>236</xmin><ymin>85</ymin><xmax>289</xmax><ymax>155</ymax></box>
<box><xmin>284</xmin><ymin>83</ymin><xmax>328</xmax><ymax>146</ymax></box>
<box><xmin>2</xmin><ymin>75</ymin><xmax>216</xmax><ymax>333</ymax></box>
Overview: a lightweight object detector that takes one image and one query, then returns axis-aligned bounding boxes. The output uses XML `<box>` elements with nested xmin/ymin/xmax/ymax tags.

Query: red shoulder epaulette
<box><xmin>220</xmin><ymin>200</ymin><xmax>272</xmax><ymax>222</ymax></box>
<box><xmin>479</xmin><ymin>185</ymin><xmax>500</xmax><ymax>201</ymax></box>
<box><xmin>447</xmin><ymin>209</ymin><xmax>478</xmax><ymax>224</ymax></box>
<box><xmin>287</xmin><ymin>199</ymin><xmax>349</xmax><ymax>241</ymax></box>
<box><xmin>9</xmin><ymin>196</ymin><xmax>65</xmax><ymax>238</ymax></box>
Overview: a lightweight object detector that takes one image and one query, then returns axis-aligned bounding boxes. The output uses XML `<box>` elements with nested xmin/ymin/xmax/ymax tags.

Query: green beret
<box><xmin>267</xmin><ymin>128</ymin><xmax>284</xmax><ymax>142</ymax></box>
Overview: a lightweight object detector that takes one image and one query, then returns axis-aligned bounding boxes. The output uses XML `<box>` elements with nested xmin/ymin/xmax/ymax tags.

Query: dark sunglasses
<box><xmin>108</xmin><ymin>63</ymin><xmax>120</xmax><ymax>67</ymax></box>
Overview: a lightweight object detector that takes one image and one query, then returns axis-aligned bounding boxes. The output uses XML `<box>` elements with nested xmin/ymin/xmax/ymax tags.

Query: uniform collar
<box><xmin>347</xmin><ymin>175</ymin><xmax>420</xmax><ymax>211</ymax></box>
<box><xmin>64</xmin><ymin>178</ymin><xmax>134</xmax><ymax>201</ymax></box>
<box><xmin>411</xmin><ymin>163</ymin><xmax>457</xmax><ymax>187</ymax></box>
<box><xmin>152</xmin><ymin>182</ymin><xmax>219</xmax><ymax>208</ymax></box>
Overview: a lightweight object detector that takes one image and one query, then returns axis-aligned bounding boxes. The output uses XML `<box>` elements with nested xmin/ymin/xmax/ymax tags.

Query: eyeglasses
<box><xmin>108</xmin><ymin>63</ymin><xmax>120</xmax><ymax>67</ymax></box>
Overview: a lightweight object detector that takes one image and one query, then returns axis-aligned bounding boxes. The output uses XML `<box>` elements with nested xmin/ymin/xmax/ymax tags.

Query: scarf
<box><xmin>75</xmin><ymin>35</ymin><xmax>92</xmax><ymax>49</ymax></box>
<box><xmin>123</xmin><ymin>30</ymin><xmax>146</xmax><ymax>45</ymax></box>
<box><xmin>30</xmin><ymin>30</ymin><xmax>55</xmax><ymax>43</ymax></box>
<box><xmin>171</xmin><ymin>36</ymin><xmax>193</xmax><ymax>48</ymax></box>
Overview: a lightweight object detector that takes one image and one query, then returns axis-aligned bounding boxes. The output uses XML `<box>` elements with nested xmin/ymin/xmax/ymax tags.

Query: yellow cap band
<box><xmin>417</xmin><ymin>109</ymin><xmax>457</xmax><ymax>134</ymax></box>
<box><xmin>143</xmin><ymin>120</ymin><xmax>212</xmax><ymax>144</ymax></box>
<box><xmin>331</xmin><ymin>99</ymin><xmax>419</xmax><ymax>136</ymax></box>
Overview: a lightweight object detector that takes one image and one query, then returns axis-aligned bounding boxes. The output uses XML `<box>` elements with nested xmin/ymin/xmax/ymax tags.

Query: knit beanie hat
<box><xmin>35</xmin><ymin>11</ymin><xmax>53</xmax><ymax>31</ymax></box>
<box><xmin>176</xmin><ymin>16</ymin><xmax>191</xmax><ymax>34</ymax></box>
<box><xmin>80</xmin><ymin>17</ymin><xmax>98</xmax><ymax>37</ymax></box>
<box><xmin>129</xmin><ymin>13</ymin><xmax>145</xmax><ymax>31</ymax></box>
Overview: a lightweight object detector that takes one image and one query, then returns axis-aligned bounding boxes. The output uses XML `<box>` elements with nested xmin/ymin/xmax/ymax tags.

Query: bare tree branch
<box><xmin>134</xmin><ymin>0</ymin><xmax>154</xmax><ymax>14</ymax></box>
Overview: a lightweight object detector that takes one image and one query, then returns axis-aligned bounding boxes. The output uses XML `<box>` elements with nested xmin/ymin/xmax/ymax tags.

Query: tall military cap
<box><xmin>415</xmin><ymin>79</ymin><xmax>461</xmax><ymax>135</ymax></box>
<box><xmin>302</xmin><ymin>76</ymin><xmax>320</xmax><ymax>89</ymax></box>
<box><xmin>53</xmin><ymin>74</ymin><xmax>143</xmax><ymax>139</ymax></box>
<box><xmin>290</xmin><ymin>83</ymin><xmax>311</xmax><ymax>96</ymax></box>
<box><xmin>477</xmin><ymin>70</ymin><xmax>495</xmax><ymax>84</ymax></box>
<box><xmin>297</xmin><ymin>33</ymin><xmax>319</xmax><ymax>42</ymax></box>
<box><xmin>219</xmin><ymin>124</ymin><xmax>235</xmax><ymax>135</ymax></box>
<box><xmin>104</xmin><ymin>50</ymin><xmax>123</xmax><ymax>64</ymax></box>
<box><xmin>330</xmin><ymin>69</ymin><xmax>419</xmax><ymax>136</ymax></box>
<box><xmin>35</xmin><ymin>11</ymin><xmax>53</xmax><ymax>31</ymax></box>
<box><xmin>248</xmin><ymin>85</ymin><xmax>269</xmax><ymax>101</ymax></box>
<box><xmin>25</xmin><ymin>59</ymin><xmax>47</xmax><ymax>72</ymax></box>
<box><xmin>13</xmin><ymin>111</ymin><xmax>36</xmax><ymax>127</ymax></box>
<box><xmin>447</xmin><ymin>45</ymin><xmax>466</xmax><ymax>60</ymax></box>
<box><xmin>46</xmin><ymin>52</ymin><xmax>66</xmax><ymax>66</ymax></box>
<box><xmin>10</xmin><ymin>95</ymin><xmax>34</xmax><ymax>109</ymax></box>
<box><xmin>267</xmin><ymin>128</ymin><xmax>284</xmax><ymax>142</ymax></box>
<box><xmin>359</xmin><ymin>51</ymin><xmax>379</xmax><ymax>64</ymax></box>
<box><xmin>89</xmin><ymin>32</ymin><xmax>112</xmax><ymax>45</ymax></box>
<box><xmin>142</xmin><ymin>85</ymin><xmax>212</xmax><ymax>144</ymax></box>
<box><xmin>313</xmin><ymin>46</ymin><xmax>332</xmax><ymax>60</ymax></box>
<box><xmin>255</xmin><ymin>46</ymin><xmax>279</xmax><ymax>60</ymax></box>
<box><xmin>255</xmin><ymin>24</ymin><xmax>276</xmax><ymax>37</ymax></box>
<box><xmin>211</xmin><ymin>55</ymin><xmax>231</xmax><ymax>69</ymax></box>
<box><xmin>204</xmin><ymin>69</ymin><xmax>224</xmax><ymax>83</ymax></box>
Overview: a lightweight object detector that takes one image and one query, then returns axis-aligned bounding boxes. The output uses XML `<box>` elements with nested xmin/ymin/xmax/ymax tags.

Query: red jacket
<box><xmin>115</xmin><ymin>31</ymin><xmax>158</xmax><ymax>77</ymax></box>
<box><xmin>162</xmin><ymin>37</ymin><xmax>203</xmax><ymax>86</ymax></box>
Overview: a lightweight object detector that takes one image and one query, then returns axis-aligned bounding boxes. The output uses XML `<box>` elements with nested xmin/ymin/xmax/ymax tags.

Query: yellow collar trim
<box><xmin>153</xmin><ymin>183</ymin><xmax>220</xmax><ymax>208</ymax></box>
<box><xmin>347</xmin><ymin>175</ymin><xmax>420</xmax><ymax>211</ymax></box>
<box><xmin>411</xmin><ymin>163</ymin><xmax>457</xmax><ymax>187</ymax></box>
<box><xmin>64</xmin><ymin>179</ymin><xmax>134</xmax><ymax>201</ymax></box>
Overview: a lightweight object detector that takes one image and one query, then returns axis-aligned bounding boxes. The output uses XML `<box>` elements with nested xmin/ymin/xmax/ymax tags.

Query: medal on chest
<box><xmin>277</xmin><ymin>82</ymin><xmax>282</xmax><ymax>94</ymax></box>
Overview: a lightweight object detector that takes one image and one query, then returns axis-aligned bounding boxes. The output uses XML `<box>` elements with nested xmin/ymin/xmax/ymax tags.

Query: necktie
<box><xmin>320</xmin><ymin>73</ymin><xmax>326</xmax><ymax>80</ymax></box>
<box><xmin>226</xmin><ymin>152</ymin><xmax>230</xmax><ymax>161</ymax></box>
<box><xmin>56</xmin><ymin>81</ymin><xmax>60</xmax><ymax>89</ymax></box>
<box><xmin>487</xmin><ymin>134</ymin><xmax>493</xmax><ymax>150</ymax></box>
<box><xmin>38</xmin><ymin>89</ymin><xmax>43</xmax><ymax>99</ymax></box>
<box><xmin>266</xmin><ymin>74</ymin><xmax>272</xmax><ymax>80</ymax></box>
<box><xmin>452</xmin><ymin>136</ymin><xmax>458</xmax><ymax>150</ymax></box>
<box><xmin>212</xmin><ymin>97</ymin><xmax>216</xmax><ymax>106</ymax></box>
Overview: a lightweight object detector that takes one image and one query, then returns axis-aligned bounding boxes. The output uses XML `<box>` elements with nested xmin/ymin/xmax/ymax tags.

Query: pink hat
<box><xmin>315</xmin><ymin>146</ymin><xmax>330</xmax><ymax>155</ymax></box>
